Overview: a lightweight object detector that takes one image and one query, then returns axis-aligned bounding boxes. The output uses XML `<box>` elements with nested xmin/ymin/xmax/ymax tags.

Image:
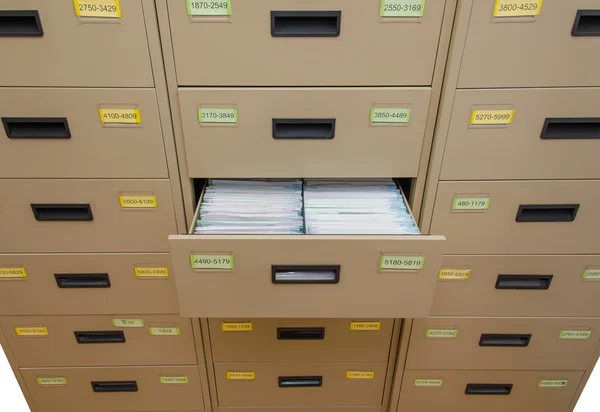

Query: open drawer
<box><xmin>169</xmin><ymin>181</ymin><xmax>445</xmax><ymax>318</ymax></box>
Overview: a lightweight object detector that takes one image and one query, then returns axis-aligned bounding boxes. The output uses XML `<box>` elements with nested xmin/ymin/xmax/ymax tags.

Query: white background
<box><xmin>0</xmin><ymin>344</ymin><xmax>597</xmax><ymax>411</ymax></box>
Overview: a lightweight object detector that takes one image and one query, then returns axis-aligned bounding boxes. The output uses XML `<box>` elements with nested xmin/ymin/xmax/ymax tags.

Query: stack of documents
<box><xmin>304</xmin><ymin>179</ymin><xmax>420</xmax><ymax>235</ymax></box>
<box><xmin>195</xmin><ymin>179</ymin><xmax>304</xmax><ymax>234</ymax></box>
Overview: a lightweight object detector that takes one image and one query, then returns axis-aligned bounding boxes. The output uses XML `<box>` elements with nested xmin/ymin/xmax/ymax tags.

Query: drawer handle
<box><xmin>278</xmin><ymin>376</ymin><xmax>323</xmax><ymax>388</ymax></box>
<box><xmin>272</xmin><ymin>119</ymin><xmax>336</xmax><ymax>140</ymax></box>
<box><xmin>0</xmin><ymin>10</ymin><xmax>43</xmax><ymax>37</ymax></box>
<box><xmin>31</xmin><ymin>204</ymin><xmax>93</xmax><ymax>221</ymax></box>
<box><xmin>2</xmin><ymin>117</ymin><xmax>70</xmax><ymax>139</ymax></box>
<box><xmin>541</xmin><ymin>118</ymin><xmax>600</xmax><ymax>140</ymax></box>
<box><xmin>91</xmin><ymin>381</ymin><xmax>138</xmax><ymax>393</ymax></box>
<box><xmin>54</xmin><ymin>273</ymin><xmax>111</xmax><ymax>289</ymax></box>
<box><xmin>572</xmin><ymin>10</ymin><xmax>600</xmax><ymax>36</ymax></box>
<box><xmin>75</xmin><ymin>331</ymin><xmax>125</xmax><ymax>344</ymax></box>
<box><xmin>272</xmin><ymin>265</ymin><xmax>340</xmax><ymax>284</ymax></box>
<box><xmin>271</xmin><ymin>11</ymin><xmax>341</xmax><ymax>37</ymax></box>
<box><xmin>277</xmin><ymin>327</ymin><xmax>325</xmax><ymax>340</ymax></box>
<box><xmin>495</xmin><ymin>274</ymin><xmax>553</xmax><ymax>290</ymax></box>
<box><xmin>479</xmin><ymin>334</ymin><xmax>532</xmax><ymax>347</ymax></box>
<box><xmin>515</xmin><ymin>204</ymin><xmax>579</xmax><ymax>222</ymax></box>
<box><xmin>465</xmin><ymin>384</ymin><xmax>513</xmax><ymax>395</ymax></box>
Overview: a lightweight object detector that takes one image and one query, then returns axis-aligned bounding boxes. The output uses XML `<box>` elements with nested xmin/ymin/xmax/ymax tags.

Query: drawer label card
<box><xmin>494</xmin><ymin>0</ymin><xmax>543</xmax><ymax>18</ymax></box>
<box><xmin>0</xmin><ymin>267</ymin><xmax>27</xmax><ymax>278</ymax></box>
<box><xmin>350</xmin><ymin>321</ymin><xmax>381</xmax><ymax>331</ymax></box>
<box><xmin>452</xmin><ymin>197</ymin><xmax>491</xmax><ymax>211</ymax></box>
<box><xmin>380</xmin><ymin>0</ymin><xmax>425</xmax><ymax>17</ymax></box>
<box><xmin>74</xmin><ymin>0</ymin><xmax>121</xmax><ymax>18</ymax></box>
<box><xmin>538</xmin><ymin>379</ymin><xmax>568</xmax><ymax>388</ymax></box>
<box><xmin>582</xmin><ymin>269</ymin><xmax>600</xmax><ymax>280</ymax></box>
<box><xmin>159</xmin><ymin>376</ymin><xmax>188</xmax><ymax>384</ymax></box>
<box><xmin>371</xmin><ymin>108</ymin><xmax>411</xmax><ymax>124</ymax></box>
<box><xmin>198</xmin><ymin>108</ymin><xmax>238</xmax><ymax>124</ymax></box>
<box><xmin>222</xmin><ymin>322</ymin><xmax>253</xmax><ymax>332</ymax></box>
<box><xmin>15</xmin><ymin>326</ymin><xmax>48</xmax><ymax>337</ymax></box>
<box><xmin>119</xmin><ymin>196</ymin><xmax>157</xmax><ymax>209</ymax></box>
<box><xmin>227</xmin><ymin>372</ymin><xmax>255</xmax><ymax>380</ymax></box>
<box><xmin>149</xmin><ymin>326</ymin><xmax>180</xmax><ymax>336</ymax></box>
<box><xmin>187</xmin><ymin>0</ymin><xmax>231</xmax><ymax>16</ymax></box>
<box><xmin>99</xmin><ymin>108</ymin><xmax>141</xmax><ymax>124</ymax></box>
<box><xmin>346</xmin><ymin>371</ymin><xmax>375</xmax><ymax>379</ymax></box>
<box><xmin>380</xmin><ymin>255</ymin><xmax>424</xmax><ymax>271</ymax></box>
<box><xmin>414</xmin><ymin>378</ymin><xmax>443</xmax><ymax>387</ymax></box>
<box><xmin>135</xmin><ymin>267</ymin><xmax>169</xmax><ymax>278</ymax></box>
<box><xmin>190</xmin><ymin>254</ymin><xmax>234</xmax><ymax>270</ymax></box>
<box><xmin>37</xmin><ymin>377</ymin><xmax>67</xmax><ymax>386</ymax></box>
<box><xmin>439</xmin><ymin>268</ymin><xmax>471</xmax><ymax>280</ymax></box>
<box><xmin>426</xmin><ymin>328</ymin><xmax>458</xmax><ymax>339</ymax></box>
<box><xmin>470</xmin><ymin>109</ymin><xmax>515</xmax><ymax>125</ymax></box>
<box><xmin>112</xmin><ymin>318</ymin><xmax>144</xmax><ymax>328</ymax></box>
<box><xmin>558</xmin><ymin>330</ymin><xmax>591</xmax><ymax>340</ymax></box>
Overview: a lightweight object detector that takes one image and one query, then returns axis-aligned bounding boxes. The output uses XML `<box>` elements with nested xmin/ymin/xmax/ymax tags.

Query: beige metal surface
<box><xmin>0</xmin><ymin>1</ymin><xmax>153</xmax><ymax>87</ymax></box>
<box><xmin>214</xmin><ymin>362</ymin><xmax>387</xmax><ymax>407</ymax></box>
<box><xmin>0</xmin><ymin>179</ymin><xmax>177</xmax><ymax>253</ymax></box>
<box><xmin>208</xmin><ymin>318</ymin><xmax>394</xmax><ymax>362</ymax></box>
<box><xmin>0</xmin><ymin>88</ymin><xmax>169</xmax><ymax>178</ymax></box>
<box><xmin>458</xmin><ymin>0</ymin><xmax>600</xmax><ymax>88</ymax></box>
<box><xmin>430</xmin><ymin>180</ymin><xmax>600</xmax><ymax>255</ymax></box>
<box><xmin>219</xmin><ymin>409</ymin><xmax>381</xmax><ymax>412</ymax></box>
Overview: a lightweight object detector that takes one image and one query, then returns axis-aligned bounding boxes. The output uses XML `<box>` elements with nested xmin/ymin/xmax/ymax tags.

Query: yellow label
<box><xmin>494</xmin><ymin>0</ymin><xmax>542</xmax><ymax>17</ymax></box>
<box><xmin>426</xmin><ymin>328</ymin><xmax>458</xmax><ymax>339</ymax></box>
<box><xmin>226</xmin><ymin>372</ymin><xmax>255</xmax><ymax>380</ymax></box>
<box><xmin>112</xmin><ymin>318</ymin><xmax>144</xmax><ymax>328</ymax></box>
<box><xmin>582</xmin><ymin>269</ymin><xmax>600</xmax><ymax>280</ymax></box>
<box><xmin>346</xmin><ymin>371</ymin><xmax>375</xmax><ymax>379</ymax></box>
<box><xmin>539</xmin><ymin>379</ymin><xmax>568</xmax><ymax>388</ymax></box>
<box><xmin>135</xmin><ymin>267</ymin><xmax>169</xmax><ymax>278</ymax></box>
<box><xmin>198</xmin><ymin>108</ymin><xmax>238</xmax><ymax>124</ymax></box>
<box><xmin>149</xmin><ymin>326</ymin><xmax>180</xmax><ymax>336</ymax></box>
<box><xmin>439</xmin><ymin>269</ymin><xmax>471</xmax><ymax>280</ymax></box>
<box><xmin>350</xmin><ymin>322</ymin><xmax>381</xmax><ymax>331</ymax></box>
<box><xmin>559</xmin><ymin>330</ymin><xmax>591</xmax><ymax>340</ymax></box>
<box><xmin>159</xmin><ymin>376</ymin><xmax>188</xmax><ymax>384</ymax></box>
<box><xmin>119</xmin><ymin>195</ymin><xmax>157</xmax><ymax>209</ymax></box>
<box><xmin>74</xmin><ymin>0</ymin><xmax>121</xmax><ymax>18</ymax></box>
<box><xmin>37</xmin><ymin>377</ymin><xmax>67</xmax><ymax>386</ymax></box>
<box><xmin>0</xmin><ymin>267</ymin><xmax>27</xmax><ymax>278</ymax></box>
<box><xmin>471</xmin><ymin>109</ymin><xmax>514</xmax><ymax>125</ymax></box>
<box><xmin>380</xmin><ymin>255</ymin><xmax>424</xmax><ymax>271</ymax></box>
<box><xmin>380</xmin><ymin>0</ymin><xmax>425</xmax><ymax>17</ymax></box>
<box><xmin>99</xmin><ymin>108</ymin><xmax>141</xmax><ymax>124</ymax></box>
<box><xmin>187</xmin><ymin>0</ymin><xmax>231</xmax><ymax>16</ymax></box>
<box><xmin>371</xmin><ymin>108</ymin><xmax>411</xmax><ymax>124</ymax></box>
<box><xmin>190</xmin><ymin>254</ymin><xmax>234</xmax><ymax>270</ymax></box>
<box><xmin>414</xmin><ymin>378</ymin><xmax>443</xmax><ymax>387</ymax></box>
<box><xmin>222</xmin><ymin>322</ymin><xmax>253</xmax><ymax>332</ymax></box>
<box><xmin>452</xmin><ymin>197</ymin><xmax>491</xmax><ymax>211</ymax></box>
<box><xmin>15</xmin><ymin>326</ymin><xmax>48</xmax><ymax>337</ymax></box>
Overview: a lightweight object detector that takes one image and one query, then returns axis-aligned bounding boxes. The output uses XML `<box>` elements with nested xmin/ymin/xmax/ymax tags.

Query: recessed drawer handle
<box><xmin>277</xmin><ymin>327</ymin><xmax>325</xmax><ymax>340</ymax></box>
<box><xmin>279</xmin><ymin>376</ymin><xmax>322</xmax><ymax>388</ymax></box>
<box><xmin>75</xmin><ymin>331</ymin><xmax>125</xmax><ymax>344</ymax></box>
<box><xmin>479</xmin><ymin>334</ymin><xmax>532</xmax><ymax>347</ymax></box>
<box><xmin>465</xmin><ymin>384</ymin><xmax>513</xmax><ymax>395</ymax></box>
<box><xmin>572</xmin><ymin>10</ymin><xmax>600</xmax><ymax>36</ymax></box>
<box><xmin>541</xmin><ymin>118</ymin><xmax>600</xmax><ymax>140</ymax></box>
<box><xmin>2</xmin><ymin>118</ymin><xmax>70</xmax><ymax>139</ymax></box>
<box><xmin>495</xmin><ymin>274</ymin><xmax>553</xmax><ymax>290</ymax></box>
<box><xmin>0</xmin><ymin>10</ymin><xmax>43</xmax><ymax>37</ymax></box>
<box><xmin>272</xmin><ymin>265</ymin><xmax>340</xmax><ymax>284</ymax></box>
<box><xmin>91</xmin><ymin>381</ymin><xmax>138</xmax><ymax>393</ymax></box>
<box><xmin>31</xmin><ymin>204</ymin><xmax>93</xmax><ymax>221</ymax></box>
<box><xmin>54</xmin><ymin>273</ymin><xmax>110</xmax><ymax>288</ymax></box>
<box><xmin>271</xmin><ymin>11</ymin><xmax>341</xmax><ymax>37</ymax></box>
<box><xmin>516</xmin><ymin>204</ymin><xmax>579</xmax><ymax>222</ymax></box>
<box><xmin>272</xmin><ymin>119</ymin><xmax>336</xmax><ymax>140</ymax></box>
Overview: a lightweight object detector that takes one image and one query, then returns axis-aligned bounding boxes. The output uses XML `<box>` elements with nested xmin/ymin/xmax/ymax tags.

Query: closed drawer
<box><xmin>440</xmin><ymin>88</ymin><xmax>600</xmax><ymax>181</ymax></box>
<box><xmin>430</xmin><ymin>180</ymin><xmax>600</xmax><ymax>255</ymax></box>
<box><xmin>1</xmin><ymin>315</ymin><xmax>196</xmax><ymax>367</ymax></box>
<box><xmin>0</xmin><ymin>88</ymin><xmax>168</xmax><ymax>178</ymax></box>
<box><xmin>214</xmin><ymin>362</ymin><xmax>386</xmax><ymax>407</ymax></box>
<box><xmin>0</xmin><ymin>179</ymin><xmax>177</xmax><ymax>253</ymax></box>
<box><xmin>21</xmin><ymin>365</ymin><xmax>204</xmax><ymax>412</ymax></box>
<box><xmin>0</xmin><ymin>1</ymin><xmax>153</xmax><ymax>87</ymax></box>
<box><xmin>399</xmin><ymin>370</ymin><xmax>584</xmax><ymax>412</ymax></box>
<box><xmin>220</xmin><ymin>409</ymin><xmax>380</xmax><ymax>412</ymax></box>
<box><xmin>209</xmin><ymin>318</ymin><xmax>394</xmax><ymax>362</ymax></box>
<box><xmin>168</xmin><ymin>0</ymin><xmax>446</xmax><ymax>86</ymax></box>
<box><xmin>432</xmin><ymin>255</ymin><xmax>600</xmax><ymax>317</ymax></box>
<box><xmin>458</xmin><ymin>1</ymin><xmax>600</xmax><ymax>88</ymax></box>
<box><xmin>178</xmin><ymin>87</ymin><xmax>431</xmax><ymax>178</ymax></box>
<box><xmin>407</xmin><ymin>318</ymin><xmax>600</xmax><ymax>371</ymax></box>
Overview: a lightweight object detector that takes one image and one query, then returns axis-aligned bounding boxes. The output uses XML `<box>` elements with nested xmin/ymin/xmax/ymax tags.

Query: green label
<box><xmin>583</xmin><ymin>269</ymin><xmax>600</xmax><ymax>280</ymax></box>
<box><xmin>380</xmin><ymin>255</ymin><xmax>424</xmax><ymax>270</ymax></box>
<box><xmin>190</xmin><ymin>254</ymin><xmax>234</xmax><ymax>270</ymax></box>
<box><xmin>558</xmin><ymin>330</ymin><xmax>591</xmax><ymax>340</ymax></box>
<box><xmin>452</xmin><ymin>197</ymin><xmax>491</xmax><ymax>211</ymax></box>
<box><xmin>414</xmin><ymin>378</ymin><xmax>443</xmax><ymax>387</ymax></box>
<box><xmin>187</xmin><ymin>0</ymin><xmax>231</xmax><ymax>16</ymax></box>
<box><xmin>380</xmin><ymin>0</ymin><xmax>425</xmax><ymax>17</ymax></box>
<box><xmin>539</xmin><ymin>379</ymin><xmax>568</xmax><ymax>388</ymax></box>
<box><xmin>198</xmin><ymin>108</ymin><xmax>237</xmax><ymax>124</ymax></box>
<box><xmin>371</xmin><ymin>108</ymin><xmax>411</xmax><ymax>124</ymax></box>
<box><xmin>426</xmin><ymin>328</ymin><xmax>458</xmax><ymax>338</ymax></box>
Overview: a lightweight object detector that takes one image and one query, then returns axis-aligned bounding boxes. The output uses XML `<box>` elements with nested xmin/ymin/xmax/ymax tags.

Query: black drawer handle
<box><xmin>55</xmin><ymin>273</ymin><xmax>110</xmax><ymax>289</ymax></box>
<box><xmin>465</xmin><ymin>384</ymin><xmax>512</xmax><ymax>395</ymax></box>
<box><xmin>277</xmin><ymin>327</ymin><xmax>325</xmax><ymax>340</ymax></box>
<box><xmin>479</xmin><ymin>334</ymin><xmax>532</xmax><ymax>347</ymax></box>
<box><xmin>272</xmin><ymin>265</ymin><xmax>340</xmax><ymax>284</ymax></box>
<box><xmin>495</xmin><ymin>274</ymin><xmax>553</xmax><ymax>290</ymax></box>
<box><xmin>0</xmin><ymin>10</ymin><xmax>43</xmax><ymax>37</ymax></box>
<box><xmin>272</xmin><ymin>119</ymin><xmax>336</xmax><ymax>140</ymax></box>
<box><xmin>572</xmin><ymin>10</ymin><xmax>600</xmax><ymax>36</ymax></box>
<box><xmin>279</xmin><ymin>376</ymin><xmax>322</xmax><ymax>388</ymax></box>
<box><xmin>516</xmin><ymin>204</ymin><xmax>579</xmax><ymax>222</ymax></box>
<box><xmin>2</xmin><ymin>118</ymin><xmax>70</xmax><ymax>139</ymax></box>
<box><xmin>91</xmin><ymin>381</ymin><xmax>138</xmax><ymax>393</ymax></box>
<box><xmin>541</xmin><ymin>118</ymin><xmax>600</xmax><ymax>140</ymax></box>
<box><xmin>75</xmin><ymin>331</ymin><xmax>125</xmax><ymax>344</ymax></box>
<box><xmin>271</xmin><ymin>11</ymin><xmax>341</xmax><ymax>37</ymax></box>
<box><xmin>31</xmin><ymin>204</ymin><xmax>93</xmax><ymax>221</ymax></box>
